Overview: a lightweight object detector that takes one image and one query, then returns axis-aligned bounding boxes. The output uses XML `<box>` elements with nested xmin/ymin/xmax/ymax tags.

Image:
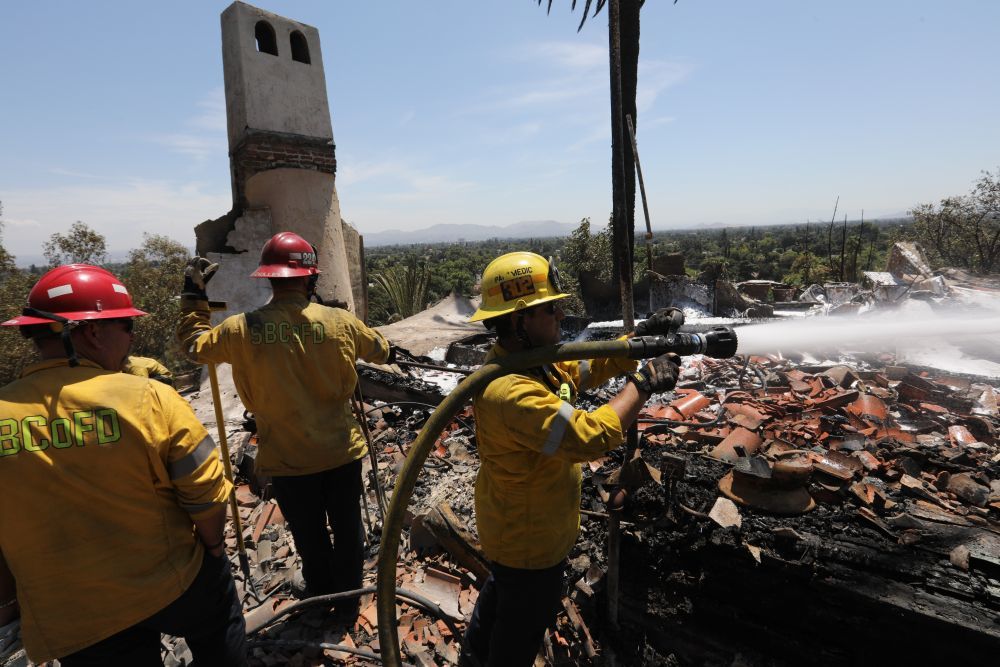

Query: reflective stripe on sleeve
<box><xmin>180</xmin><ymin>500</ymin><xmax>224</xmax><ymax>515</ymax></box>
<box><xmin>168</xmin><ymin>436</ymin><xmax>217</xmax><ymax>480</ymax></box>
<box><xmin>578</xmin><ymin>360</ymin><xmax>591</xmax><ymax>387</ymax></box>
<box><xmin>542</xmin><ymin>401</ymin><xmax>575</xmax><ymax>456</ymax></box>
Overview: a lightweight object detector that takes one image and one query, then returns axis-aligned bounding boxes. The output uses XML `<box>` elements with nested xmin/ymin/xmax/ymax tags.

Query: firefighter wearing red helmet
<box><xmin>178</xmin><ymin>231</ymin><xmax>393</xmax><ymax>617</ymax></box>
<box><xmin>0</xmin><ymin>265</ymin><xmax>246</xmax><ymax>666</ymax></box>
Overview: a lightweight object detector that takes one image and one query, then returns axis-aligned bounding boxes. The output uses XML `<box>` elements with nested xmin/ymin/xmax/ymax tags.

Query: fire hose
<box><xmin>375</xmin><ymin>329</ymin><xmax>738</xmax><ymax>666</ymax></box>
<box><xmin>207</xmin><ymin>362</ymin><xmax>261</xmax><ymax>602</ymax></box>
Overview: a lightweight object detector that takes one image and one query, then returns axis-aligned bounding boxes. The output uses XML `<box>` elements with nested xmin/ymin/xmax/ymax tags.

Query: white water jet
<box><xmin>738</xmin><ymin>314</ymin><xmax>1000</xmax><ymax>355</ymax></box>
<box><xmin>736</xmin><ymin>299</ymin><xmax>1000</xmax><ymax>377</ymax></box>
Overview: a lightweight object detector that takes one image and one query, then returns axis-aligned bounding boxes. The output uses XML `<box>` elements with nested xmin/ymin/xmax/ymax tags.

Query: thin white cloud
<box><xmin>480</xmin><ymin>122</ymin><xmax>544</xmax><ymax>145</ymax></box>
<box><xmin>153</xmin><ymin>133</ymin><xmax>226</xmax><ymax>160</ymax></box>
<box><xmin>502</xmin><ymin>82</ymin><xmax>601</xmax><ymax>109</ymax></box>
<box><xmin>339</xmin><ymin>158</ymin><xmax>476</xmax><ymax>198</ymax></box>
<box><xmin>48</xmin><ymin>167</ymin><xmax>105</xmax><ymax>180</ymax></box>
<box><xmin>468</xmin><ymin>42</ymin><xmax>689</xmax><ymax>161</ymax></box>
<box><xmin>398</xmin><ymin>110</ymin><xmax>416</xmax><ymax>127</ymax></box>
<box><xmin>152</xmin><ymin>88</ymin><xmax>228</xmax><ymax>160</ymax></box>
<box><xmin>0</xmin><ymin>180</ymin><xmax>230</xmax><ymax>258</ymax></box>
<box><xmin>190</xmin><ymin>88</ymin><xmax>227</xmax><ymax>132</ymax></box>
<box><xmin>641</xmin><ymin>115</ymin><xmax>677</xmax><ymax>130</ymax></box>
<box><xmin>519</xmin><ymin>41</ymin><xmax>608</xmax><ymax>70</ymax></box>
<box><xmin>568</xmin><ymin>123</ymin><xmax>610</xmax><ymax>152</ymax></box>
<box><xmin>636</xmin><ymin>60</ymin><xmax>693</xmax><ymax>112</ymax></box>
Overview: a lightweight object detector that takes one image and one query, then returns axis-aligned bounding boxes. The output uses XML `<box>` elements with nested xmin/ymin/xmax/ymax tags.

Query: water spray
<box><xmin>736</xmin><ymin>311</ymin><xmax>1000</xmax><ymax>358</ymax></box>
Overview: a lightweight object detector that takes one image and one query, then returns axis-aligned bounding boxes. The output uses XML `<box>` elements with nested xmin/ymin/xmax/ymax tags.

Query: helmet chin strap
<box><xmin>514</xmin><ymin>312</ymin><xmax>536</xmax><ymax>350</ymax></box>
<box><xmin>22</xmin><ymin>307</ymin><xmax>81</xmax><ymax>367</ymax></box>
<box><xmin>307</xmin><ymin>274</ymin><xmax>324</xmax><ymax>305</ymax></box>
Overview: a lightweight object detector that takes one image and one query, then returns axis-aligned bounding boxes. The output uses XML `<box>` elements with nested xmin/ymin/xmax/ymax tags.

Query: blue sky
<box><xmin>1</xmin><ymin>1</ymin><xmax>997</xmax><ymax>262</ymax></box>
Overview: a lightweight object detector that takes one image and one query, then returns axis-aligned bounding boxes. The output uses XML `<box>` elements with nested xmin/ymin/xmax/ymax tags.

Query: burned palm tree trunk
<box><xmin>608</xmin><ymin>0</ymin><xmax>640</xmax><ymax>326</ymax></box>
<box><xmin>839</xmin><ymin>214</ymin><xmax>848</xmax><ymax>281</ymax></box>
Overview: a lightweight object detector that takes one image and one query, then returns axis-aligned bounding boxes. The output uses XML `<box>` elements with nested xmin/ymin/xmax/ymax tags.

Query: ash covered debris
<box><xmin>363</xmin><ymin>336</ymin><xmax>1000</xmax><ymax>665</ymax></box>
<box><xmin>5</xmin><ymin>324</ymin><xmax>995</xmax><ymax>667</ymax></box>
<box><xmin>565</xmin><ymin>350</ymin><xmax>1000</xmax><ymax>665</ymax></box>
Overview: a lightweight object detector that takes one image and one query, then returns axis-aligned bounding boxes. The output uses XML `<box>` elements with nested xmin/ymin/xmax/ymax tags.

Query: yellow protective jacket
<box><xmin>177</xmin><ymin>292</ymin><xmax>390</xmax><ymax>476</ymax></box>
<box><xmin>123</xmin><ymin>355</ymin><xmax>173</xmax><ymax>384</ymax></box>
<box><xmin>0</xmin><ymin>358</ymin><xmax>230</xmax><ymax>662</ymax></box>
<box><xmin>473</xmin><ymin>343</ymin><xmax>638</xmax><ymax>569</ymax></box>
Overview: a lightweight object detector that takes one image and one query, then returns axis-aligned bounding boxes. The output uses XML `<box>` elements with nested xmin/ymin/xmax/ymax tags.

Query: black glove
<box><xmin>634</xmin><ymin>307</ymin><xmax>685</xmax><ymax>337</ymax></box>
<box><xmin>626</xmin><ymin>353</ymin><xmax>680</xmax><ymax>394</ymax></box>
<box><xmin>182</xmin><ymin>257</ymin><xmax>219</xmax><ymax>300</ymax></box>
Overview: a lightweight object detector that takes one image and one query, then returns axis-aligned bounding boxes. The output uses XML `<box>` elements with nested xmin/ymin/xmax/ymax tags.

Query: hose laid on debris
<box><xmin>249</xmin><ymin>585</ymin><xmax>463</xmax><ymax>640</ymax></box>
<box><xmin>364</xmin><ymin>401</ymin><xmax>475</xmax><ymax>433</ymax></box>
<box><xmin>247</xmin><ymin>639</ymin><xmax>381</xmax><ymax>662</ymax></box>
<box><xmin>736</xmin><ymin>354</ymin><xmax>768</xmax><ymax>393</ymax></box>
<box><xmin>376</xmin><ymin>338</ymin><xmax>674</xmax><ymax>667</ymax></box>
<box><xmin>636</xmin><ymin>403</ymin><xmax>727</xmax><ymax>429</ymax></box>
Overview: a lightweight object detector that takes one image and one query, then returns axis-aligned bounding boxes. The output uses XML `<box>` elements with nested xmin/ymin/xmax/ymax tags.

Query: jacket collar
<box><xmin>21</xmin><ymin>357</ymin><xmax>104</xmax><ymax>378</ymax></box>
<box><xmin>269</xmin><ymin>291</ymin><xmax>310</xmax><ymax>306</ymax></box>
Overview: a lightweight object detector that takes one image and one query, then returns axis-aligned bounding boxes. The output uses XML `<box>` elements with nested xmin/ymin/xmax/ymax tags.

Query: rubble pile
<box><xmin>566</xmin><ymin>354</ymin><xmax>1000</xmax><ymax>665</ymax></box>
<box><xmin>217</xmin><ymin>343</ymin><xmax>999</xmax><ymax>666</ymax></box>
<box><xmin>160</xmin><ymin>354</ymin><xmax>1000</xmax><ymax>665</ymax></box>
<box><xmin>6</xmin><ymin>325</ymin><xmax>999</xmax><ymax>666</ymax></box>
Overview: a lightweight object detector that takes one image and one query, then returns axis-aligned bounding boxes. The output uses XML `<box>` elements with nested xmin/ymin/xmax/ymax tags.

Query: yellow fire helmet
<box><xmin>469</xmin><ymin>251</ymin><xmax>569</xmax><ymax>323</ymax></box>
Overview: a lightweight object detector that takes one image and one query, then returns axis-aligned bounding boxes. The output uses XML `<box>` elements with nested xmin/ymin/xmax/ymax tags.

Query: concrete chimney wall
<box><xmin>221</xmin><ymin>2</ymin><xmax>333</xmax><ymax>147</ymax></box>
<box><xmin>205</xmin><ymin>209</ymin><xmax>275</xmax><ymax>323</ymax></box>
<box><xmin>244</xmin><ymin>169</ymin><xmax>355</xmax><ymax>311</ymax></box>
<box><xmin>341</xmin><ymin>222</ymin><xmax>367</xmax><ymax>322</ymax></box>
<box><xmin>194</xmin><ymin>1</ymin><xmax>362</xmax><ymax>315</ymax></box>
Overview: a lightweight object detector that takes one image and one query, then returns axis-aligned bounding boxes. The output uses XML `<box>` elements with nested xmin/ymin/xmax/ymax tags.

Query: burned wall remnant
<box><xmin>194</xmin><ymin>2</ymin><xmax>362</xmax><ymax>317</ymax></box>
<box><xmin>649</xmin><ymin>274</ymin><xmax>712</xmax><ymax>313</ymax></box>
<box><xmin>887</xmin><ymin>241</ymin><xmax>934</xmax><ymax>279</ymax></box>
<box><xmin>651</xmin><ymin>252</ymin><xmax>686</xmax><ymax>277</ymax></box>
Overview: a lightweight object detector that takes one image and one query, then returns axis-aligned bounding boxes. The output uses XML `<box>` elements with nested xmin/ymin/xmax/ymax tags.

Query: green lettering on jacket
<box><xmin>0</xmin><ymin>418</ymin><xmax>20</xmax><ymax>457</ymax></box>
<box><xmin>0</xmin><ymin>410</ymin><xmax>122</xmax><ymax>458</ymax></box>
<box><xmin>249</xmin><ymin>321</ymin><xmax>326</xmax><ymax>345</ymax></box>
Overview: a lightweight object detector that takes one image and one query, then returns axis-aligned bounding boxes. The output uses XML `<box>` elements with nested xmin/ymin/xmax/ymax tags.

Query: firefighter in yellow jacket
<box><xmin>177</xmin><ymin>232</ymin><xmax>391</xmax><ymax>614</ymax></box>
<box><xmin>460</xmin><ymin>252</ymin><xmax>683</xmax><ymax>667</ymax></box>
<box><xmin>122</xmin><ymin>354</ymin><xmax>174</xmax><ymax>386</ymax></box>
<box><xmin>0</xmin><ymin>264</ymin><xmax>245</xmax><ymax>666</ymax></box>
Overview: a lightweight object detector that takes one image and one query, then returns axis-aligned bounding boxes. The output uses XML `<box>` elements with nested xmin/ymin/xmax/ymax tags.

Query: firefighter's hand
<box><xmin>627</xmin><ymin>353</ymin><xmax>680</xmax><ymax>394</ymax></box>
<box><xmin>634</xmin><ymin>307</ymin><xmax>685</xmax><ymax>337</ymax></box>
<box><xmin>183</xmin><ymin>257</ymin><xmax>219</xmax><ymax>300</ymax></box>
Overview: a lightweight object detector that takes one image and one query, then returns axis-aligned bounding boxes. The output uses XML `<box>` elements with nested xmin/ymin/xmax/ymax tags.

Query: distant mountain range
<box><xmin>360</xmin><ymin>220</ymin><xmax>580</xmax><ymax>247</ymax></box>
<box><xmin>359</xmin><ymin>215</ymin><xmax>912</xmax><ymax>247</ymax></box>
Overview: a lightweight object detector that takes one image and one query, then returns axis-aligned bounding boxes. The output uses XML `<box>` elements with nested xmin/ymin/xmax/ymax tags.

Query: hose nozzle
<box><xmin>628</xmin><ymin>326</ymin><xmax>738</xmax><ymax>360</ymax></box>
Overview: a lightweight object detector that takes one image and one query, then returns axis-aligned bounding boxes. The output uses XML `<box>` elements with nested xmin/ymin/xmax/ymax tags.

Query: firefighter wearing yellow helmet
<box><xmin>468</xmin><ymin>251</ymin><xmax>570</xmax><ymax>322</ymax></box>
<box><xmin>0</xmin><ymin>265</ymin><xmax>244</xmax><ymax>665</ymax></box>
<box><xmin>461</xmin><ymin>252</ymin><xmax>684</xmax><ymax>666</ymax></box>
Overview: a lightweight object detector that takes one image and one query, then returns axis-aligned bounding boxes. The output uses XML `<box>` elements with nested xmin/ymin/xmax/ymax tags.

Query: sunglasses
<box><xmin>532</xmin><ymin>302</ymin><xmax>558</xmax><ymax>316</ymax></box>
<box><xmin>104</xmin><ymin>318</ymin><xmax>135</xmax><ymax>334</ymax></box>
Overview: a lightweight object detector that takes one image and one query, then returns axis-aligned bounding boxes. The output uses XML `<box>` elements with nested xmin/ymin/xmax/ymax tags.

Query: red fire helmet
<box><xmin>2</xmin><ymin>264</ymin><xmax>148</xmax><ymax>326</ymax></box>
<box><xmin>250</xmin><ymin>232</ymin><xmax>321</xmax><ymax>279</ymax></box>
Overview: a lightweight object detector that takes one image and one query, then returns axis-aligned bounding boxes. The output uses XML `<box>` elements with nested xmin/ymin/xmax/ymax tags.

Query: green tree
<box><xmin>907</xmin><ymin>169</ymin><xmax>1000</xmax><ymax>273</ymax></box>
<box><xmin>371</xmin><ymin>256</ymin><xmax>431</xmax><ymax>322</ymax></box>
<box><xmin>0</xmin><ymin>202</ymin><xmax>15</xmax><ymax>274</ymax></box>
<box><xmin>782</xmin><ymin>252</ymin><xmax>831</xmax><ymax>287</ymax></box>
<box><xmin>119</xmin><ymin>234</ymin><xmax>191</xmax><ymax>373</ymax></box>
<box><xmin>562</xmin><ymin>217</ymin><xmax>613</xmax><ymax>282</ymax></box>
<box><xmin>43</xmin><ymin>221</ymin><xmax>108</xmax><ymax>267</ymax></box>
<box><xmin>0</xmin><ymin>204</ymin><xmax>39</xmax><ymax>385</ymax></box>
